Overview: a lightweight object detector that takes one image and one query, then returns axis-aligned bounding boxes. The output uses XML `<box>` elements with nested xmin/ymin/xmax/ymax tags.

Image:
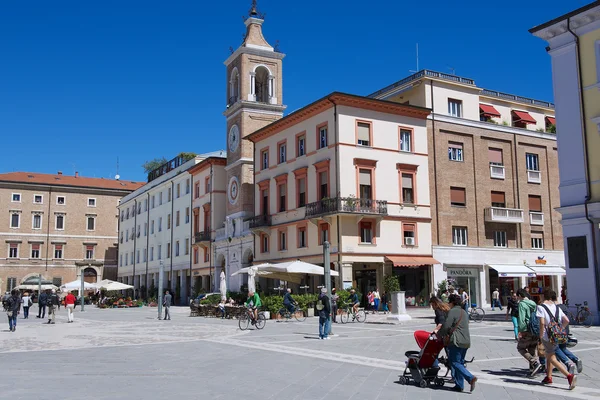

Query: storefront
<box><xmin>446</xmin><ymin>266</ymin><xmax>481</xmax><ymax>307</ymax></box>
<box><xmin>527</xmin><ymin>265</ymin><xmax>565</xmax><ymax>303</ymax></box>
<box><xmin>386</xmin><ymin>256</ymin><xmax>437</xmax><ymax>307</ymax></box>
<box><xmin>486</xmin><ymin>264</ymin><xmax>536</xmax><ymax>305</ymax></box>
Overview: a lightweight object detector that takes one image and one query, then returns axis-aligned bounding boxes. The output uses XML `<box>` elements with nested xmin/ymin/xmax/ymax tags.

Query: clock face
<box><xmin>229</xmin><ymin>125</ymin><xmax>240</xmax><ymax>153</ymax></box>
<box><xmin>228</xmin><ymin>176</ymin><xmax>239</xmax><ymax>205</ymax></box>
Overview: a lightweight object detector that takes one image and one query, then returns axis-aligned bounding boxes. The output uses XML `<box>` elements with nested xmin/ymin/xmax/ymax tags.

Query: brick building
<box><xmin>0</xmin><ymin>171</ymin><xmax>142</xmax><ymax>292</ymax></box>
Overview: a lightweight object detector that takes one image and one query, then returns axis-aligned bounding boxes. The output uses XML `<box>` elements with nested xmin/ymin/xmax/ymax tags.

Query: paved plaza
<box><xmin>1</xmin><ymin>306</ymin><xmax>599</xmax><ymax>400</ymax></box>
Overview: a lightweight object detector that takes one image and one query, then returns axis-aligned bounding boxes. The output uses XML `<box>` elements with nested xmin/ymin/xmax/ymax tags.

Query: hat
<box><xmin>321</xmin><ymin>287</ymin><xmax>327</xmax><ymax>293</ymax></box>
<box><xmin>332</xmin><ymin>288</ymin><xmax>336</xmax><ymax>292</ymax></box>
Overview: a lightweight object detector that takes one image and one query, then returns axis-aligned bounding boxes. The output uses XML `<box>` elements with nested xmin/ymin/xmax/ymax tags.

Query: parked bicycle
<box><xmin>565</xmin><ymin>300</ymin><xmax>592</xmax><ymax>327</ymax></box>
<box><xmin>339</xmin><ymin>306</ymin><xmax>366</xmax><ymax>323</ymax></box>
<box><xmin>467</xmin><ymin>304</ymin><xmax>485</xmax><ymax>322</ymax></box>
<box><xmin>239</xmin><ymin>306</ymin><xmax>267</xmax><ymax>330</ymax></box>
<box><xmin>278</xmin><ymin>304</ymin><xmax>306</xmax><ymax>322</ymax></box>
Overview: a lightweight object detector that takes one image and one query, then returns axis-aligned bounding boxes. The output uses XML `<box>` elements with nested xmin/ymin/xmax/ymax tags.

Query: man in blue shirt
<box><xmin>283</xmin><ymin>288</ymin><xmax>296</xmax><ymax>314</ymax></box>
<box><xmin>350</xmin><ymin>289</ymin><xmax>360</xmax><ymax>315</ymax></box>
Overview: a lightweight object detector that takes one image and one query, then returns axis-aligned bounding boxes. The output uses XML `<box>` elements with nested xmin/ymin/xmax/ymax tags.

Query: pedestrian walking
<box><xmin>536</xmin><ymin>288</ymin><xmax>576</xmax><ymax>389</ymax></box>
<box><xmin>506</xmin><ymin>292</ymin><xmax>519</xmax><ymax>340</ymax></box>
<box><xmin>21</xmin><ymin>292</ymin><xmax>32</xmax><ymax>319</ymax></box>
<box><xmin>556</xmin><ymin>300</ymin><xmax>583</xmax><ymax>373</ymax></box>
<box><xmin>64</xmin><ymin>291</ymin><xmax>76</xmax><ymax>323</ymax></box>
<box><xmin>373</xmin><ymin>288</ymin><xmax>381</xmax><ymax>313</ymax></box>
<box><xmin>37</xmin><ymin>290</ymin><xmax>47</xmax><ymax>319</ymax></box>
<box><xmin>459</xmin><ymin>288</ymin><xmax>469</xmax><ymax>312</ymax></box>
<box><xmin>492</xmin><ymin>288</ymin><xmax>503</xmax><ymax>311</ymax></box>
<box><xmin>163</xmin><ymin>290</ymin><xmax>172</xmax><ymax>320</ymax></box>
<box><xmin>317</xmin><ymin>287</ymin><xmax>331</xmax><ymax>340</ymax></box>
<box><xmin>331</xmin><ymin>288</ymin><xmax>339</xmax><ymax>323</ymax></box>
<box><xmin>438</xmin><ymin>294</ymin><xmax>477</xmax><ymax>393</ymax></box>
<box><xmin>516</xmin><ymin>289</ymin><xmax>542</xmax><ymax>377</ymax></box>
<box><xmin>46</xmin><ymin>289</ymin><xmax>59</xmax><ymax>324</ymax></box>
<box><xmin>429</xmin><ymin>296</ymin><xmax>450</xmax><ymax>334</ymax></box>
<box><xmin>367</xmin><ymin>291</ymin><xmax>374</xmax><ymax>313</ymax></box>
<box><xmin>381</xmin><ymin>292</ymin><xmax>389</xmax><ymax>314</ymax></box>
<box><xmin>6</xmin><ymin>289</ymin><xmax>21</xmax><ymax>332</ymax></box>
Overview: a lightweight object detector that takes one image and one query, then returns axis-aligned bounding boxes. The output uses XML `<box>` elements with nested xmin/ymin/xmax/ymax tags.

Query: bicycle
<box><xmin>467</xmin><ymin>304</ymin><xmax>485</xmax><ymax>322</ymax></box>
<box><xmin>278</xmin><ymin>304</ymin><xmax>306</xmax><ymax>322</ymax></box>
<box><xmin>339</xmin><ymin>305</ymin><xmax>366</xmax><ymax>323</ymax></box>
<box><xmin>238</xmin><ymin>306</ymin><xmax>267</xmax><ymax>330</ymax></box>
<box><xmin>566</xmin><ymin>300</ymin><xmax>592</xmax><ymax>327</ymax></box>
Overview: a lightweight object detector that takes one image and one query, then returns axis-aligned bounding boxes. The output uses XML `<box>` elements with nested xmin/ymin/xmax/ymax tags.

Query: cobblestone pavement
<box><xmin>1</xmin><ymin>305</ymin><xmax>599</xmax><ymax>400</ymax></box>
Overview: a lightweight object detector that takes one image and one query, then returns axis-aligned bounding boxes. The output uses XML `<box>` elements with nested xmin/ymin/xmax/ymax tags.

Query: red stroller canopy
<box><xmin>414</xmin><ymin>330</ymin><xmax>431</xmax><ymax>349</ymax></box>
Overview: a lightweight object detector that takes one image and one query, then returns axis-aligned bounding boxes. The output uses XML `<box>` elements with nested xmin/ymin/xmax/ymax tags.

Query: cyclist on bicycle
<box><xmin>245</xmin><ymin>291</ymin><xmax>262</xmax><ymax>322</ymax></box>
<box><xmin>349</xmin><ymin>289</ymin><xmax>360</xmax><ymax>315</ymax></box>
<box><xmin>283</xmin><ymin>288</ymin><xmax>296</xmax><ymax>314</ymax></box>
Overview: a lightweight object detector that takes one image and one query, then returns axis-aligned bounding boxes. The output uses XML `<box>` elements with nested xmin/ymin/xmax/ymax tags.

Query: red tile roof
<box><xmin>0</xmin><ymin>172</ymin><xmax>144</xmax><ymax>191</ymax></box>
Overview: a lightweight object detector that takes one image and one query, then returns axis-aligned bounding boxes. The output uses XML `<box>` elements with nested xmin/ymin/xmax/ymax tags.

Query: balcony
<box><xmin>527</xmin><ymin>170</ymin><xmax>541</xmax><ymax>184</ymax></box>
<box><xmin>306</xmin><ymin>197</ymin><xmax>388</xmax><ymax>218</ymax></box>
<box><xmin>215</xmin><ymin>227</ymin><xmax>226</xmax><ymax>241</ymax></box>
<box><xmin>530</xmin><ymin>212</ymin><xmax>544</xmax><ymax>226</ymax></box>
<box><xmin>247</xmin><ymin>214</ymin><xmax>272</xmax><ymax>230</ymax></box>
<box><xmin>490</xmin><ymin>164</ymin><xmax>505</xmax><ymax>180</ymax></box>
<box><xmin>194</xmin><ymin>231</ymin><xmax>211</xmax><ymax>245</ymax></box>
<box><xmin>484</xmin><ymin>207</ymin><xmax>524</xmax><ymax>223</ymax></box>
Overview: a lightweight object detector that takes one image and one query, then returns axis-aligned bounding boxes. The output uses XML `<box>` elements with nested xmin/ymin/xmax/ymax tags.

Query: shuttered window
<box><xmin>450</xmin><ymin>187</ymin><xmax>466</xmax><ymax>206</ymax></box>
<box><xmin>528</xmin><ymin>195</ymin><xmax>542</xmax><ymax>212</ymax></box>
<box><xmin>489</xmin><ymin>148</ymin><xmax>503</xmax><ymax>165</ymax></box>
<box><xmin>357</xmin><ymin>122</ymin><xmax>371</xmax><ymax>146</ymax></box>
<box><xmin>491</xmin><ymin>191</ymin><xmax>506</xmax><ymax>207</ymax></box>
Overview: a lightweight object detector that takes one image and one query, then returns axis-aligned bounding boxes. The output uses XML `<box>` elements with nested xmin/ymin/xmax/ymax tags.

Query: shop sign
<box><xmin>500</xmin><ymin>273</ymin><xmax>535</xmax><ymax>277</ymax></box>
<box><xmin>534</xmin><ymin>259</ymin><xmax>547</xmax><ymax>265</ymax></box>
<box><xmin>447</xmin><ymin>268</ymin><xmax>476</xmax><ymax>277</ymax></box>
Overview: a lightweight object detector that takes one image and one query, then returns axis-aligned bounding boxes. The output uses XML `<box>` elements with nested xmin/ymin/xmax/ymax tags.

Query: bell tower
<box><xmin>223</xmin><ymin>0</ymin><xmax>286</xmax><ymax>219</ymax></box>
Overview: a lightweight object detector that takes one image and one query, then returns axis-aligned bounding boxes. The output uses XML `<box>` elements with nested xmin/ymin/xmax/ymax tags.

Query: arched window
<box><xmin>83</xmin><ymin>267</ymin><xmax>98</xmax><ymax>283</ymax></box>
<box><xmin>254</xmin><ymin>66</ymin><xmax>270</xmax><ymax>103</ymax></box>
<box><xmin>229</xmin><ymin>68</ymin><xmax>239</xmax><ymax>104</ymax></box>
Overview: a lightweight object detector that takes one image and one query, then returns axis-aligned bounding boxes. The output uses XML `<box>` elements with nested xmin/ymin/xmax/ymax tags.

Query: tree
<box><xmin>142</xmin><ymin>157</ymin><xmax>167</xmax><ymax>174</ymax></box>
<box><xmin>178</xmin><ymin>152</ymin><xmax>197</xmax><ymax>161</ymax></box>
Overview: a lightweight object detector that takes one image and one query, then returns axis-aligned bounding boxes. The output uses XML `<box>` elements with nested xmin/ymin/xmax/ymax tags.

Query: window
<box><xmin>279</xmin><ymin>230</ymin><xmax>287</xmax><ymax>251</ymax></box>
<box><xmin>532</xmin><ymin>233</ymin><xmax>544</xmax><ymax>249</ymax></box>
<box><xmin>55</xmin><ymin>214</ymin><xmax>64</xmax><ymax>230</ymax></box>
<box><xmin>360</xmin><ymin>222</ymin><xmax>373</xmax><ymax>244</ymax></box>
<box><xmin>261</xmin><ymin>149</ymin><xmax>269</xmax><ymax>170</ymax></box>
<box><xmin>158</xmin><ymin>244</ymin><xmax>162</xmax><ymax>260</ymax></box>
<box><xmin>85</xmin><ymin>245</ymin><xmax>95</xmax><ymax>259</ymax></box>
<box><xmin>448</xmin><ymin>98</ymin><xmax>463</xmax><ymax>117</ymax></box>
<box><xmin>403</xmin><ymin>223</ymin><xmax>416</xmax><ymax>246</ymax></box>
<box><xmin>166</xmin><ymin>241</ymin><xmax>170</xmax><ymax>256</ymax></box>
<box><xmin>158</xmin><ymin>217</ymin><xmax>163</xmax><ymax>232</ymax></box>
<box><xmin>32</xmin><ymin>214</ymin><xmax>42</xmax><ymax>229</ymax></box>
<box><xmin>489</xmin><ymin>148</ymin><xmax>503</xmax><ymax>165</ymax></box>
<box><xmin>297</xmin><ymin>135</ymin><xmax>306</xmax><ymax>157</ymax></box>
<box><xmin>136</xmin><ymin>250</ymin><xmax>140</xmax><ymax>263</ymax></box>
<box><xmin>278</xmin><ymin>183</ymin><xmax>286</xmax><ymax>212</ymax></box>
<box><xmin>185</xmin><ymin>207</ymin><xmax>190</xmax><ymax>224</ymax></box>
<box><xmin>319</xmin><ymin>125</ymin><xmax>328</xmax><ymax>149</ymax></box>
<box><xmin>125</xmin><ymin>229</ymin><xmax>129</xmax><ymax>242</ymax></box>
<box><xmin>57</xmin><ymin>196</ymin><xmax>65</xmax><ymax>205</ymax></box>
<box><xmin>185</xmin><ymin>238</ymin><xmax>189</xmax><ymax>255</ymax></box>
<box><xmin>193</xmin><ymin>248</ymin><xmax>199</xmax><ymax>264</ymax></box>
<box><xmin>88</xmin><ymin>198</ymin><xmax>96</xmax><ymax>207</ymax></box>
<box><xmin>195</xmin><ymin>182</ymin><xmax>200</xmax><ymax>198</ymax></box>
<box><xmin>186</xmin><ymin>179</ymin><xmax>190</xmax><ymax>195</ymax></box>
<box><xmin>493</xmin><ymin>231</ymin><xmax>507</xmax><ymax>248</ymax></box>
<box><xmin>120</xmin><ymin>232</ymin><xmax>124</xmax><ymax>244</ymax></box>
<box><xmin>159</xmin><ymin>192</ymin><xmax>163</xmax><ymax>205</ymax></box>
<box><xmin>8</xmin><ymin>244</ymin><xmax>18</xmax><ymax>258</ymax></box>
<box><xmin>452</xmin><ymin>227</ymin><xmax>468</xmax><ymax>246</ymax></box>
<box><xmin>87</xmin><ymin>216</ymin><xmax>96</xmax><ymax>231</ymax></box>
<box><xmin>121</xmin><ymin>211</ymin><xmax>124</xmax><ymax>222</ymax></box>
<box><xmin>261</xmin><ymin>189</ymin><xmax>269</xmax><ymax>216</ymax></box>
<box><xmin>54</xmin><ymin>245</ymin><xmax>63</xmax><ymax>259</ymax></box>
<box><xmin>6</xmin><ymin>277</ymin><xmax>16</xmax><ymax>292</ymax></box>
<box><xmin>168</xmin><ymin>187</ymin><xmax>172</xmax><ymax>202</ymax></box>
<box><xmin>31</xmin><ymin>244</ymin><xmax>40</xmax><ymax>259</ymax></box>
<box><xmin>526</xmin><ymin>153</ymin><xmax>539</xmax><ymax>171</ymax></box>
<box><xmin>450</xmin><ymin>187</ymin><xmax>466</xmax><ymax>206</ymax></box>
<box><xmin>491</xmin><ymin>191</ymin><xmax>506</xmax><ymax>208</ymax></box>
<box><xmin>152</xmin><ymin>195</ymin><xmax>155</xmax><ymax>208</ymax></box>
<box><xmin>143</xmin><ymin>248</ymin><xmax>147</xmax><ymax>262</ymax></box>
<box><xmin>11</xmin><ymin>193</ymin><xmax>21</xmax><ymax>202</ymax></box>
<box><xmin>176</xmin><ymin>241</ymin><xmax>180</xmax><ymax>257</ymax></box>
<box><xmin>137</xmin><ymin>203</ymin><xmax>141</xmax><ymax>214</ymax></box>
<box><xmin>318</xmin><ymin>171</ymin><xmax>328</xmax><ymax>200</ymax></box>
<box><xmin>320</xmin><ymin>223</ymin><xmax>329</xmax><ymax>245</ymax></box>
<box><xmin>144</xmin><ymin>222</ymin><xmax>148</xmax><ymax>236</ymax></box>
<box><xmin>126</xmin><ymin>208</ymin><xmax>130</xmax><ymax>219</ymax></box>
<box><xmin>448</xmin><ymin>142</ymin><xmax>463</xmax><ymax>161</ymax></box>
<box><xmin>144</xmin><ymin>199</ymin><xmax>148</xmax><ymax>211</ymax></box>
<box><xmin>401</xmin><ymin>173</ymin><xmax>414</xmax><ymax>204</ymax></box>
<box><xmin>34</xmin><ymin>194</ymin><xmax>43</xmax><ymax>204</ymax></box>
<box><xmin>298</xmin><ymin>226</ymin><xmax>307</xmax><ymax>248</ymax></box>
<box><xmin>261</xmin><ymin>234</ymin><xmax>269</xmax><ymax>253</ymax></box>
<box><xmin>137</xmin><ymin>225</ymin><xmax>140</xmax><ymax>238</ymax></box>
<box><xmin>176</xmin><ymin>210</ymin><xmax>180</xmax><ymax>227</ymax></box>
<box><xmin>150</xmin><ymin>247</ymin><xmax>154</xmax><ymax>261</ymax></box>
<box><xmin>357</xmin><ymin>122</ymin><xmax>371</xmax><ymax>146</ymax></box>
<box><xmin>279</xmin><ymin>142</ymin><xmax>287</xmax><ymax>163</ymax></box>
<box><xmin>298</xmin><ymin>178</ymin><xmax>306</xmax><ymax>207</ymax></box>
<box><xmin>177</xmin><ymin>183</ymin><xmax>181</xmax><ymax>198</ymax></box>
<box><xmin>400</xmin><ymin>129</ymin><xmax>412</xmax><ymax>152</ymax></box>
<box><xmin>167</xmin><ymin>214</ymin><xmax>171</xmax><ymax>229</ymax></box>
<box><xmin>151</xmin><ymin>220</ymin><xmax>155</xmax><ymax>234</ymax></box>
<box><xmin>205</xmin><ymin>177</ymin><xmax>211</xmax><ymax>193</ymax></box>
<box><xmin>359</xmin><ymin>169</ymin><xmax>372</xmax><ymax>200</ymax></box>
<box><xmin>529</xmin><ymin>195</ymin><xmax>542</xmax><ymax>212</ymax></box>
<box><xmin>10</xmin><ymin>213</ymin><xmax>20</xmax><ymax>228</ymax></box>
<box><xmin>125</xmin><ymin>253</ymin><xmax>128</xmax><ymax>266</ymax></box>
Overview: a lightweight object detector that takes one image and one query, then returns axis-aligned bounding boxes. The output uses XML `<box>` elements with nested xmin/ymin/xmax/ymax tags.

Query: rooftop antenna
<box><xmin>409</xmin><ymin>43</ymin><xmax>419</xmax><ymax>74</ymax></box>
<box><xmin>448</xmin><ymin>66</ymin><xmax>456</xmax><ymax>76</ymax></box>
<box><xmin>115</xmin><ymin>157</ymin><xmax>120</xmax><ymax>181</ymax></box>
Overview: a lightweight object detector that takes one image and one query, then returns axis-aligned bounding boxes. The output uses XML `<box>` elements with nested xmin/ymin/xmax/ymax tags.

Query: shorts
<box><xmin>541</xmin><ymin>339</ymin><xmax>557</xmax><ymax>355</ymax></box>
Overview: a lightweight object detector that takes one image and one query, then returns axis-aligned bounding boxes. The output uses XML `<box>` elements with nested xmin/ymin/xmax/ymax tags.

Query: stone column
<box><xmin>387</xmin><ymin>291</ymin><xmax>412</xmax><ymax>322</ymax></box>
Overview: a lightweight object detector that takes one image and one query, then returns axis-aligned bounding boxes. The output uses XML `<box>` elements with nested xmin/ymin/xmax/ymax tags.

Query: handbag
<box><xmin>6</xmin><ymin>311</ymin><xmax>13</xmax><ymax>317</ymax></box>
<box><xmin>443</xmin><ymin>309</ymin><xmax>463</xmax><ymax>347</ymax></box>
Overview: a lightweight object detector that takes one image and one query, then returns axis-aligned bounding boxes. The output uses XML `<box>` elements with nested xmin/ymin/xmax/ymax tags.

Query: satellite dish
<box><xmin>115</xmin><ymin>174</ymin><xmax>120</xmax><ymax>180</ymax></box>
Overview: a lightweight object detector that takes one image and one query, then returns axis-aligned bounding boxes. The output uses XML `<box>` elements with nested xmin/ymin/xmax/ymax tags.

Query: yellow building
<box><xmin>531</xmin><ymin>1</ymin><xmax>600</xmax><ymax>320</ymax></box>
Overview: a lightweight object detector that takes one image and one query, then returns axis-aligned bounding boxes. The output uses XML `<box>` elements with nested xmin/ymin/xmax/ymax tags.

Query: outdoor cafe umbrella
<box><xmin>230</xmin><ymin>261</ymin><xmax>338</xmax><ymax>284</ymax></box>
<box><xmin>95</xmin><ymin>279</ymin><xmax>134</xmax><ymax>291</ymax></box>
<box><xmin>61</xmin><ymin>280</ymin><xmax>97</xmax><ymax>292</ymax></box>
<box><xmin>219</xmin><ymin>271</ymin><xmax>227</xmax><ymax>299</ymax></box>
<box><xmin>16</xmin><ymin>276</ymin><xmax>57</xmax><ymax>291</ymax></box>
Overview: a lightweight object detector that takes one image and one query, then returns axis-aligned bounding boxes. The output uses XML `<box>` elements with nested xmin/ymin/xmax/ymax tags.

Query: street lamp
<box><xmin>158</xmin><ymin>260</ymin><xmax>164</xmax><ymax>320</ymax></box>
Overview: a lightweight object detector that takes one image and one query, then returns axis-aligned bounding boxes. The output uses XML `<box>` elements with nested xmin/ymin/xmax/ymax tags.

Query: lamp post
<box><xmin>158</xmin><ymin>260</ymin><xmax>164</xmax><ymax>320</ymax></box>
<box><xmin>323</xmin><ymin>241</ymin><xmax>333</xmax><ymax>336</ymax></box>
<box><xmin>80</xmin><ymin>264</ymin><xmax>88</xmax><ymax>312</ymax></box>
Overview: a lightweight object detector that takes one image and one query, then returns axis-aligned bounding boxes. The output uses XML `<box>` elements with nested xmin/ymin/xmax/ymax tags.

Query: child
<box><xmin>218</xmin><ymin>298</ymin><xmax>226</xmax><ymax>319</ymax></box>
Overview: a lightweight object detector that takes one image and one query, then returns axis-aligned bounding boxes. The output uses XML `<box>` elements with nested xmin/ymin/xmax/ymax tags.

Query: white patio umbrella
<box><xmin>61</xmin><ymin>280</ymin><xmax>97</xmax><ymax>292</ymax></box>
<box><xmin>264</xmin><ymin>260</ymin><xmax>339</xmax><ymax>277</ymax></box>
<box><xmin>95</xmin><ymin>279</ymin><xmax>134</xmax><ymax>291</ymax></box>
<box><xmin>247</xmin><ymin>267</ymin><xmax>257</xmax><ymax>293</ymax></box>
<box><xmin>15</xmin><ymin>284</ymin><xmax>58</xmax><ymax>291</ymax></box>
<box><xmin>219</xmin><ymin>271</ymin><xmax>227</xmax><ymax>299</ymax></box>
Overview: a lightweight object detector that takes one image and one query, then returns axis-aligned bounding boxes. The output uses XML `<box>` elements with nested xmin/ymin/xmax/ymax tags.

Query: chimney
<box><xmin>75</xmin><ymin>171</ymin><xmax>79</xmax><ymax>178</ymax></box>
<box><xmin>57</xmin><ymin>171</ymin><xmax>62</xmax><ymax>175</ymax></box>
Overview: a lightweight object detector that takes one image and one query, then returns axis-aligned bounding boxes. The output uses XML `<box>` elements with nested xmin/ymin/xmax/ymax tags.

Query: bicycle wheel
<box><xmin>238</xmin><ymin>313</ymin><xmax>250</xmax><ymax>331</ymax></box>
<box><xmin>470</xmin><ymin>308</ymin><xmax>484</xmax><ymax>323</ymax></box>
<box><xmin>577</xmin><ymin>309</ymin><xmax>592</xmax><ymax>327</ymax></box>
<box><xmin>340</xmin><ymin>308</ymin><xmax>349</xmax><ymax>324</ymax></box>
<box><xmin>355</xmin><ymin>309</ymin><xmax>367</xmax><ymax>323</ymax></box>
<box><xmin>278</xmin><ymin>308</ymin><xmax>287</xmax><ymax>321</ymax></box>
<box><xmin>294</xmin><ymin>308</ymin><xmax>306</xmax><ymax>322</ymax></box>
<box><xmin>567</xmin><ymin>311</ymin><xmax>577</xmax><ymax>325</ymax></box>
<box><xmin>255</xmin><ymin>313</ymin><xmax>267</xmax><ymax>329</ymax></box>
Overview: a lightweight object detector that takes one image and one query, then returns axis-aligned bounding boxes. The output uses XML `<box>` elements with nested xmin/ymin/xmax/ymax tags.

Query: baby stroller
<box><xmin>399</xmin><ymin>330</ymin><xmax>446</xmax><ymax>388</ymax></box>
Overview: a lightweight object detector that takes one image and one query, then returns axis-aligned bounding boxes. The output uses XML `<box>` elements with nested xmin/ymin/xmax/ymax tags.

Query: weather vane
<box><xmin>247</xmin><ymin>0</ymin><xmax>265</xmax><ymax>19</ymax></box>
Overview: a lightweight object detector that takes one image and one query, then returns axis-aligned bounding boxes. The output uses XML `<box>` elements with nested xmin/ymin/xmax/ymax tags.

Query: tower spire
<box><xmin>247</xmin><ymin>0</ymin><xmax>264</xmax><ymax>19</ymax></box>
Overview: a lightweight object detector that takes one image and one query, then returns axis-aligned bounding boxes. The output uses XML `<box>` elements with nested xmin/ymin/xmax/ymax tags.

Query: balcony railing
<box><xmin>306</xmin><ymin>197</ymin><xmax>388</xmax><ymax>218</ymax></box>
<box><xmin>194</xmin><ymin>231</ymin><xmax>211</xmax><ymax>244</ymax></box>
<box><xmin>480</xmin><ymin>89</ymin><xmax>554</xmax><ymax>109</ymax></box>
<box><xmin>527</xmin><ymin>170</ymin><xmax>541</xmax><ymax>184</ymax></box>
<box><xmin>490</xmin><ymin>164</ymin><xmax>505</xmax><ymax>180</ymax></box>
<box><xmin>484</xmin><ymin>207</ymin><xmax>524</xmax><ymax>223</ymax></box>
<box><xmin>215</xmin><ymin>227</ymin><xmax>226</xmax><ymax>241</ymax></box>
<box><xmin>248</xmin><ymin>214</ymin><xmax>272</xmax><ymax>229</ymax></box>
<box><xmin>530</xmin><ymin>212</ymin><xmax>544</xmax><ymax>226</ymax></box>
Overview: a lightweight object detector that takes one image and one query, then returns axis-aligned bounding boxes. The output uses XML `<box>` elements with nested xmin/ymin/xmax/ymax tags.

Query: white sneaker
<box><xmin>324</xmin><ymin>337</ymin><xmax>330</xmax><ymax>340</ymax></box>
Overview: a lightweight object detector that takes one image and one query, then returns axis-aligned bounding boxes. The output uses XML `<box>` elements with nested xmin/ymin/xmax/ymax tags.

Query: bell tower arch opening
<box><xmin>253</xmin><ymin>65</ymin><xmax>271</xmax><ymax>104</ymax></box>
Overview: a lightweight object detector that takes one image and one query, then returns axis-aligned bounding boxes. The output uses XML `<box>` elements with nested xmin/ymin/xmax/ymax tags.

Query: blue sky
<box><xmin>0</xmin><ymin>0</ymin><xmax>588</xmax><ymax>182</ymax></box>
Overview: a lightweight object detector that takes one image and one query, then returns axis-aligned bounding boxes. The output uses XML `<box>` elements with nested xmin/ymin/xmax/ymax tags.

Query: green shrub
<box><xmin>262</xmin><ymin>295</ymin><xmax>284</xmax><ymax>315</ymax></box>
<box><xmin>294</xmin><ymin>293</ymin><xmax>318</xmax><ymax>310</ymax></box>
<box><xmin>336</xmin><ymin>288</ymin><xmax>361</xmax><ymax>308</ymax></box>
<box><xmin>199</xmin><ymin>294</ymin><xmax>221</xmax><ymax>305</ymax></box>
<box><xmin>384</xmin><ymin>275</ymin><xmax>400</xmax><ymax>295</ymax></box>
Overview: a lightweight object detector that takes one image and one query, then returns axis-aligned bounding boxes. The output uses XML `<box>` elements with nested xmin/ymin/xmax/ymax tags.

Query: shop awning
<box><xmin>479</xmin><ymin>104</ymin><xmax>501</xmax><ymax>118</ymax></box>
<box><xmin>387</xmin><ymin>256</ymin><xmax>440</xmax><ymax>267</ymax></box>
<box><xmin>545</xmin><ymin>116</ymin><xmax>556</xmax><ymax>125</ymax></box>
<box><xmin>528</xmin><ymin>266</ymin><xmax>565</xmax><ymax>276</ymax></box>
<box><xmin>511</xmin><ymin>110</ymin><xmax>537</xmax><ymax>124</ymax></box>
<box><xmin>486</xmin><ymin>264</ymin><xmax>536</xmax><ymax>277</ymax></box>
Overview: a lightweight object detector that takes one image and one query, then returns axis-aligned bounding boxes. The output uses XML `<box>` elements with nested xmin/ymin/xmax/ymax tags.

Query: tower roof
<box><xmin>242</xmin><ymin>0</ymin><xmax>273</xmax><ymax>51</ymax></box>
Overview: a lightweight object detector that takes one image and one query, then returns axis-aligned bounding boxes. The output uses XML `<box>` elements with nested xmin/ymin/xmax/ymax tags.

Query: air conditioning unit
<box><xmin>404</xmin><ymin>237</ymin><xmax>415</xmax><ymax>246</ymax></box>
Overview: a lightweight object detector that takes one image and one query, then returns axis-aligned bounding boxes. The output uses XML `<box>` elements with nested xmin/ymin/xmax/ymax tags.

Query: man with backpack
<box><xmin>516</xmin><ymin>289</ymin><xmax>542</xmax><ymax>377</ymax></box>
<box><xmin>46</xmin><ymin>289</ymin><xmax>59</xmax><ymax>324</ymax></box>
<box><xmin>536</xmin><ymin>288</ymin><xmax>576</xmax><ymax>389</ymax></box>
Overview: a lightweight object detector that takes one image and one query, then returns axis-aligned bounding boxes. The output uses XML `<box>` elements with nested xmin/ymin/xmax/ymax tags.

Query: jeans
<box><xmin>374</xmin><ymin>299</ymin><xmax>380</xmax><ymax>311</ymax></box>
<box><xmin>492</xmin><ymin>299</ymin><xmax>503</xmax><ymax>310</ymax></box>
<box><xmin>511</xmin><ymin>316</ymin><xmax>518</xmax><ymax>339</ymax></box>
<box><xmin>38</xmin><ymin>304</ymin><xmax>46</xmax><ymax>318</ymax></box>
<box><xmin>319</xmin><ymin>316</ymin><xmax>331</xmax><ymax>339</ymax></box>
<box><xmin>23</xmin><ymin>306</ymin><xmax>29</xmax><ymax>319</ymax></box>
<box><xmin>447</xmin><ymin>345</ymin><xmax>474</xmax><ymax>390</ymax></box>
<box><xmin>7</xmin><ymin>313</ymin><xmax>17</xmax><ymax>330</ymax></box>
<box><xmin>332</xmin><ymin>305</ymin><xmax>338</xmax><ymax>322</ymax></box>
<box><xmin>164</xmin><ymin>306</ymin><xmax>170</xmax><ymax>320</ymax></box>
<box><xmin>556</xmin><ymin>344</ymin><xmax>578</xmax><ymax>366</ymax></box>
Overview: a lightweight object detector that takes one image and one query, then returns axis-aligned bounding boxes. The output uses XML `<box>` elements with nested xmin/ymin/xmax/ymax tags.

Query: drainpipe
<box><xmin>567</xmin><ymin>18</ymin><xmax>600</xmax><ymax>314</ymax></box>
<box><xmin>133</xmin><ymin>199</ymin><xmax>137</xmax><ymax>296</ymax></box>
<box><xmin>189</xmin><ymin>173</ymin><xmax>193</xmax><ymax>301</ymax></box>
<box><xmin>430</xmin><ymin>81</ymin><xmax>440</xmax><ymax>245</ymax></box>
<box><xmin>45</xmin><ymin>187</ymin><xmax>52</xmax><ymax>272</ymax></box>
<box><xmin>170</xmin><ymin>181</ymin><xmax>175</xmax><ymax>295</ymax></box>
<box><xmin>513</xmin><ymin>132</ymin><xmax>522</xmax><ymax>248</ymax></box>
<box><xmin>145</xmin><ymin>193</ymin><xmax>150</xmax><ymax>300</ymax></box>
